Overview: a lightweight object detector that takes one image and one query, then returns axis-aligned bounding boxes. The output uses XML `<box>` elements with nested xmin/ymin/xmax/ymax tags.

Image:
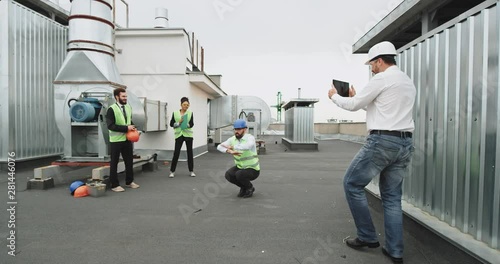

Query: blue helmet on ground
<box><xmin>233</xmin><ymin>119</ymin><xmax>247</xmax><ymax>129</ymax></box>
<box><xmin>69</xmin><ymin>181</ymin><xmax>85</xmax><ymax>195</ymax></box>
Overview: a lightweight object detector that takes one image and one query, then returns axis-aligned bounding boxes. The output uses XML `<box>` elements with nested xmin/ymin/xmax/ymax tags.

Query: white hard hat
<box><xmin>365</xmin><ymin>41</ymin><xmax>397</xmax><ymax>65</ymax></box>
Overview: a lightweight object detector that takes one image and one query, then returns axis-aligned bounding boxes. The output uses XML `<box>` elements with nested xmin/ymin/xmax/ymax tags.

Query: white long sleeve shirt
<box><xmin>331</xmin><ymin>66</ymin><xmax>416</xmax><ymax>132</ymax></box>
<box><xmin>217</xmin><ymin>134</ymin><xmax>257</xmax><ymax>153</ymax></box>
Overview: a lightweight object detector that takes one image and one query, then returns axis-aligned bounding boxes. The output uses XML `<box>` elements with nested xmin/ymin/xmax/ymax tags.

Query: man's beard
<box><xmin>235</xmin><ymin>133</ymin><xmax>243</xmax><ymax>139</ymax></box>
<box><xmin>119</xmin><ymin>99</ymin><xmax>127</xmax><ymax>105</ymax></box>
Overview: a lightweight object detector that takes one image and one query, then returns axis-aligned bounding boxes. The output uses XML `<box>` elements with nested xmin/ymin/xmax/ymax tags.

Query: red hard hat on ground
<box><xmin>127</xmin><ymin>130</ymin><xmax>140</xmax><ymax>142</ymax></box>
<box><xmin>74</xmin><ymin>185</ymin><xmax>89</xmax><ymax>198</ymax></box>
<box><xmin>69</xmin><ymin>180</ymin><xmax>85</xmax><ymax>195</ymax></box>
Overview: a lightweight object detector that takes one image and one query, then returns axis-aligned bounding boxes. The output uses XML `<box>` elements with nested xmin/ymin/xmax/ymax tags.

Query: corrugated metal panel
<box><xmin>1</xmin><ymin>0</ymin><xmax>10</xmax><ymax>160</ymax></box>
<box><xmin>292</xmin><ymin>107</ymin><xmax>314</xmax><ymax>143</ymax></box>
<box><xmin>285</xmin><ymin>108</ymin><xmax>294</xmax><ymax>140</ymax></box>
<box><xmin>399</xmin><ymin>4</ymin><xmax>500</xmax><ymax>249</ymax></box>
<box><xmin>1</xmin><ymin>0</ymin><xmax>67</xmax><ymax>161</ymax></box>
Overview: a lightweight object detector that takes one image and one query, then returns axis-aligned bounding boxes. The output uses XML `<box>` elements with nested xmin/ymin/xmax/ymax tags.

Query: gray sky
<box><xmin>56</xmin><ymin>0</ymin><xmax>403</xmax><ymax>122</ymax></box>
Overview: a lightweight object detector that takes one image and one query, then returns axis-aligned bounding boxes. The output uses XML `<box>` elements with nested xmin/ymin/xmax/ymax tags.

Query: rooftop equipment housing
<box><xmin>281</xmin><ymin>98</ymin><xmax>319</xmax><ymax>151</ymax></box>
<box><xmin>0</xmin><ymin>0</ymin><xmax>68</xmax><ymax>162</ymax></box>
<box><xmin>53</xmin><ymin>0</ymin><xmax>146</xmax><ymax>161</ymax></box>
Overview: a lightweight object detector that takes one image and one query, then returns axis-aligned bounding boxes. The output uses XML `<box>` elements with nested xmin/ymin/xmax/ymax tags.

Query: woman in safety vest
<box><xmin>169</xmin><ymin>97</ymin><xmax>195</xmax><ymax>178</ymax></box>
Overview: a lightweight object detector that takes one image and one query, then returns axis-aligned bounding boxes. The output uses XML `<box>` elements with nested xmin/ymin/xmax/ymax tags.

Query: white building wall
<box><xmin>115</xmin><ymin>29</ymin><xmax>220</xmax><ymax>160</ymax></box>
<box><xmin>120</xmin><ymin>74</ymin><xmax>211</xmax><ymax>153</ymax></box>
<box><xmin>116</xmin><ymin>32</ymin><xmax>187</xmax><ymax>75</ymax></box>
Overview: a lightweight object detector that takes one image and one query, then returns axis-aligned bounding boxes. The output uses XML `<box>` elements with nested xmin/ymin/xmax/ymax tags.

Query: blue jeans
<box><xmin>343</xmin><ymin>134</ymin><xmax>413</xmax><ymax>258</ymax></box>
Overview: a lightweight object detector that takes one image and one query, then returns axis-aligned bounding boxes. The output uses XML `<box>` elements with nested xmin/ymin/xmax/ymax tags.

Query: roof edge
<box><xmin>352</xmin><ymin>0</ymin><xmax>435</xmax><ymax>53</ymax></box>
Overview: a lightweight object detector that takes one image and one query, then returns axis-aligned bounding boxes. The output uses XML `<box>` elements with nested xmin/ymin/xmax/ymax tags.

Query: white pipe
<box><xmin>154</xmin><ymin>8</ymin><xmax>169</xmax><ymax>28</ymax></box>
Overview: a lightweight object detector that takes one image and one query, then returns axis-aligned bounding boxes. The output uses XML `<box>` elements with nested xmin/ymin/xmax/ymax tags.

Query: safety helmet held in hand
<box><xmin>69</xmin><ymin>180</ymin><xmax>85</xmax><ymax>195</ymax></box>
<box><xmin>365</xmin><ymin>41</ymin><xmax>397</xmax><ymax>65</ymax></box>
<box><xmin>73</xmin><ymin>185</ymin><xmax>89</xmax><ymax>198</ymax></box>
<box><xmin>233</xmin><ymin>119</ymin><xmax>247</xmax><ymax>129</ymax></box>
<box><xmin>126</xmin><ymin>130</ymin><xmax>140</xmax><ymax>142</ymax></box>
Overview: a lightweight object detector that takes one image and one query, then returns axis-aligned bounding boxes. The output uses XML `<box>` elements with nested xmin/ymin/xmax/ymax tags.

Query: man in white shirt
<box><xmin>328</xmin><ymin>41</ymin><xmax>415</xmax><ymax>264</ymax></box>
<box><xmin>217</xmin><ymin>119</ymin><xmax>260</xmax><ymax>198</ymax></box>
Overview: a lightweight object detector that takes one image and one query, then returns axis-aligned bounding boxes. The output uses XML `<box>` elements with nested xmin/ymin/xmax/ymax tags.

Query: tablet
<box><xmin>332</xmin><ymin>79</ymin><xmax>350</xmax><ymax>97</ymax></box>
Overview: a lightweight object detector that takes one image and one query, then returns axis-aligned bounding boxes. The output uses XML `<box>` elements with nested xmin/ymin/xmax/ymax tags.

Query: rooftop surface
<box><xmin>0</xmin><ymin>136</ymin><xmax>481</xmax><ymax>264</ymax></box>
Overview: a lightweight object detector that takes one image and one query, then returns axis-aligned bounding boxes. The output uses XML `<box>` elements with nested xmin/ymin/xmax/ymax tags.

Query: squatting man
<box><xmin>217</xmin><ymin>119</ymin><xmax>261</xmax><ymax>198</ymax></box>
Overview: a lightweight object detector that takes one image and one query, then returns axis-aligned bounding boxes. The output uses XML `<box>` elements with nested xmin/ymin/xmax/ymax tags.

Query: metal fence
<box><xmin>398</xmin><ymin>2</ymin><xmax>500</xmax><ymax>249</ymax></box>
<box><xmin>0</xmin><ymin>0</ymin><xmax>67</xmax><ymax>162</ymax></box>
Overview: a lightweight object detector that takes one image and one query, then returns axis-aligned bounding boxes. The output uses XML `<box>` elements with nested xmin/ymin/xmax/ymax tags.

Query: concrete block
<box><xmin>92</xmin><ymin>158</ymin><xmax>152</xmax><ymax>180</ymax></box>
<box><xmin>34</xmin><ymin>165</ymin><xmax>61</xmax><ymax>180</ymax></box>
<box><xmin>92</xmin><ymin>166</ymin><xmax>110</xmax><ymax>181</ymax></box>
<box><xmin>282</xmin><ymin>137</ymin><xmax>318</xmax><ymax>151</ymax></box>
<box><xmin>257</xmin><ymin>147</ymin><xmax>266</xmax><ymax>154</ymax></box>
<box><xmin>27</xmin><ymin>178</ymin><xmax>55</xmax><ymax>190</ymax></box>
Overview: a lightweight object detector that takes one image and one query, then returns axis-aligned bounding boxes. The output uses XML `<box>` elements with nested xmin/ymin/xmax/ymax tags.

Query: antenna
<box><xmin>271</xmin><ymin>91</ymin><xmax>283</xmax><ymax>122</ymax></box>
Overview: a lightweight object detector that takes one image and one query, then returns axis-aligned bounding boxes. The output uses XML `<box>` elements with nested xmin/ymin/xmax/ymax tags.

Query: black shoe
<box><xmin>237</xmin><ymin>188</ymin><xmax>246</xmax><ymax>197</ymax></box>
<box><xmin>242</xmin><ymin>187</ymin><xmax>255</xmax><ymax>198</ymax></box>
<box><xmin>382</xmin><ymin>247</ymin><xmax>403</xmax><ymax>263</ymax></box>
<box><xmin>345</xmin><ymin>237</ymin><xmax>380</xmax><ymax>249</ymax></box>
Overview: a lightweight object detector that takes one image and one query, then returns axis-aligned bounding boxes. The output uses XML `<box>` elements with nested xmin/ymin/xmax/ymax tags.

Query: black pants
<box><xmin>170</xmin><ymin>136</ymin><xmax>194</xmax><ymax>172</ymax></box>
<box><xmin>225</xmin><ymin>166</ymin><xmax>260</xmax><ymax>189</ymax></box>
<box><xmin>109</xmin><ymin>140</ymin><xmax>134</xmax><ymax>188</ymax></box>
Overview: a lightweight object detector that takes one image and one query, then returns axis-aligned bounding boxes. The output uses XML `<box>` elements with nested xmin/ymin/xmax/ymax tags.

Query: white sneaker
<box><xmin>126</xmin><ymin>182</ymin><xmax>140</xmax><ymax>189</ymax></box>
<box><xmin>190</xmin><ymin>171</ymin><xmax>196</xmax><ymax>177</ymax></box>
<box><xmin>111</xmin><ymin>186</ymin><xmax>125</xmax><ymax>192</ymax></box>
<box><xmin>169</xmin><ymin>172</ymin><xmax>175</xmax><ymax>178</ymax></box>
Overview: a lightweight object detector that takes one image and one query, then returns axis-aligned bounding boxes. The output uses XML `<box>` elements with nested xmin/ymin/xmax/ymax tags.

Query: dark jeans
<box><xmin>109</xmin><ymin>140</ymin><xmax>134</xmax><ymax>188</ymax></box>
<box><xmin>170</xmin><ymin>136</ymin><xmax>194</xmax><ymax>172</ymax></box>
<box><xmin>343</xmin><ymin>134</ymin><xmax>413</xmax><ymax>258</ymax></box>
<box><xmin>225</xmin><ymin>166</ymin><xmax>260</xmax><ymax>189</ymax></box>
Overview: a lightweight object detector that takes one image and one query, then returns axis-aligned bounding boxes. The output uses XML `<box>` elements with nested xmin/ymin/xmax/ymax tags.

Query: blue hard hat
<box><xmin>233</xmin><ymin>119</ymin><xmax>247</xmax><ymax>129</ymax></box>
<box><xmin>69</xmin><ymin>181</ymin><xmax>85</xmax><ymax>195</ymax></box>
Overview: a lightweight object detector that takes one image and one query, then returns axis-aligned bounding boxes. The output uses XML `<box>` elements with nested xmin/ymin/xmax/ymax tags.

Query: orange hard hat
<box><xmin>127</xmin><ymin>130</ymin><xmax>140</xmax><ymax>142</ymax></box>
<box><xmin>74</xmin><ymin>185</ymin><xmax>89</xmax><ymax>198</ymax></box>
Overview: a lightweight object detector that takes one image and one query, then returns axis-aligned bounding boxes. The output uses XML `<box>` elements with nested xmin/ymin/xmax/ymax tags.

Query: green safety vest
<box><xmin>109</xmin><ymin>103</ymin><xmax>132</xmax><ymax>142</ymax></box>
<box><xmin>231</xmin><ymin>136</ymin><xmax>260</xmax><ymax>171</ymax></box>
<box><xmin>173</xmin><ymin>110</ymin><xmax>193</xmax><ymax>139</ymax></box>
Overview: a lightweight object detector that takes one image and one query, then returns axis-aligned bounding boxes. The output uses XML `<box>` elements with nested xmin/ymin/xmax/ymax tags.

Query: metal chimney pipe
<box><xmin>67</xmin><ymin>0</ymin><xmax>115</xmax><ymax>57</ymax></box>
<box><xmin>298</xmin><ymin>88</ymin><xmax>301</xmax><ymax>98</ymax></box>
<box><xmin>54</xmin><ymin>0</ymin><xmax>145</xmax><ymax>161</ymax></box>
<box><xmin>55</xmin><ymin>0</ymin><xmax>123</xmax><ymax>84</ymax></box>
<box><xmin>154</xmin><ymin>8</ymin><xmax>169</xmax><ymax>28</ymax></box>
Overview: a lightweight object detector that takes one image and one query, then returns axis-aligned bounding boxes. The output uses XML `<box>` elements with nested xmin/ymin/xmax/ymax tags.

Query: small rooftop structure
<box><xmin>281</xmin><ymin>98</ymin><xmax>319</xmax><ymax>151</ymax></box>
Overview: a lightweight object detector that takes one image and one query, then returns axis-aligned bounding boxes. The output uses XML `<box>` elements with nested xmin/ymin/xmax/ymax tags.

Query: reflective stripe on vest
<box><xmin>109</xmin><ymin>104</ymin><xmax>132</xmax><ymax>143</ymax></box>
<box><xmin>173</xmin><ymin>110</ymin><xmax>193</xmax><ymax>139</ymax></box>
<box><xmin>231</xmin><ymin>137</ymin><xmax>260</xmax><ymax>171</ymax></box>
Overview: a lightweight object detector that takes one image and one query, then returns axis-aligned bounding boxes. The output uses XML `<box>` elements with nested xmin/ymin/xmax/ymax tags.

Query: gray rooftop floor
<box><xmin>0</xmin><ymin>136</ymin><xmax>482</xmax><ymax>264</ymax></box>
